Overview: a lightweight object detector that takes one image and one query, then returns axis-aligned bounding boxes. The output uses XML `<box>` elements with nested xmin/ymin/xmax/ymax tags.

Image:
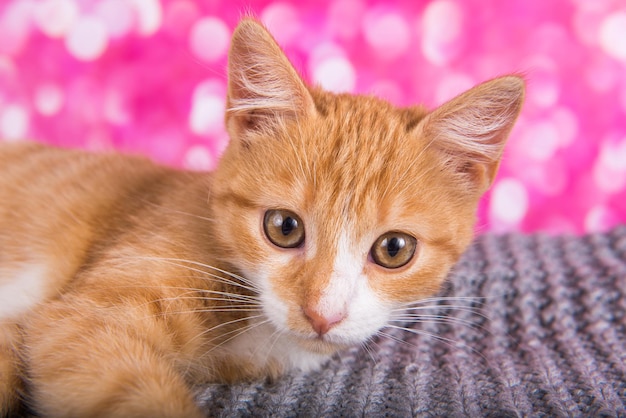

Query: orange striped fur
<box><xmin>0</xmin><ymin>18</ymin><xmax>524</xmax><ymax>417</ymax></box>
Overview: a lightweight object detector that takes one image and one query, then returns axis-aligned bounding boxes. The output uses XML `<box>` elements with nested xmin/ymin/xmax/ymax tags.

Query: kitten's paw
<box><xmin>0</xmin><ymin>363</ymin><xmax>21</xmax><ymax>417</ymax></box>
<box><xmin>0</xmin><ymin>326</ymin><xmax>23</xmax><ymax>417</ymax></box>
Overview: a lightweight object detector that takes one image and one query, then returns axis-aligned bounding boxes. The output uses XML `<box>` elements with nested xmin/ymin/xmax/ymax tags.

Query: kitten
<box><xmin>0</xmin><ymin>18</ymin><xmax>524</xmax><ymax>417</ymax></box>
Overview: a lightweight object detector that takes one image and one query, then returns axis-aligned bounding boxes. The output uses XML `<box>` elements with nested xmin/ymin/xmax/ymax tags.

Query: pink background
<box><xmin>1</xmin><ymin>0</ymin><xmax>625</xmax><ymax>234</ymax></box>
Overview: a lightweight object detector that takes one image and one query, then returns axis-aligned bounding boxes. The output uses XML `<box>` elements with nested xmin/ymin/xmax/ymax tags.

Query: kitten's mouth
<box><xmin>293</xmin><ymin>333</ymin><xmax>352</xmax><ymax>355</ymax></box>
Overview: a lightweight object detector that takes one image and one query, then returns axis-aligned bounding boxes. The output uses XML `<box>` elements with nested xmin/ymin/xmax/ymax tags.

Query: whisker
<box><xmin>394</xmin><ymin>304</ymin><xmax>481</xmax><ymax>311</ymax></box>
<box><xmin>204</xmin><ymin>314</ymin><xmax>265</xmax><ymax>335</ymax></box>
<box><xmin>400</xmin><ymin>308</ymin><xmax>490</xmax><ymax>323</ymax></box>
<box><xmin>394</xmin><ymin>298</ymin><xmax>494</xmax><ymax>323</ymax></box>
<box><xmin>396</xmin><ymin>295</ymin><xmax>488</xmax><ymax>309</ymax></box>
<box><xmin>397</xmin><ymin>304</ymin><xmax>490</xmax><ymax>318</ymax></box>
<box><xmin>256</xmin><ymin>326</ymin><xmax>284</xmax><ymax>364</ymax></box>
<box><xmin>377</xmin><ymin>330</ymin><xmax>415</xmax><ymax>348</ymax></box>
<box><xmin>140</xmin><ymin>199</ymin><xmax>216</xmax><ymax>224</ymax></box>
<box><xmin>125</xmin><ymin>256</ymin><xmax>258</xmax><ymax>293</ymax></box>
<box><xmin>389</xmin><ymin>314</ymin><xmax>483</xmax><ymax>330</ymax></box>
<box><xmin>388</xmin><ymin>319</ymin><xmax>494</xmax><ymax>342</ymax></box>
<box><xmin>178</xmin><ymin>313</ymin><xmax>267</xmax><ymax>351</ymax></box>
<box><xmin>155</xmin><ymin>258</ymin><xmax>258</xmax><ymax>288</ymax></box>
<box><xmin>138</xmin><ymin>303</ymin><xmax>263</xmax><ymax>323</ymax></box>
<box><xmin>113</xmin><ymin>283</ymin><xmax>261</xmax><ymax>303</ymax></box>
<box><xmin>203</xmin><ymin>319</ymin><xmax>272</xmax><ymax>354</ymax></box>
<box><xmin>360</xmin><ymin>336</ymin><xmax>381</xmax><ymax>365</ymax></box>
<box><xmin>152</xmin><ymin>294</ymin><xmax>261</xmax><ymax>305</ymax></box>
<box><xmin>384</xmin><ymin>325</ymin><xmax>488</xmax><ymax>361</ymax></box>
<box><xmin>183</xmin><ymin>315</ymin><xmax>269</xmax><ymax>353</ymax></box>
<box><xmin>158</xmin><ymin>306</ymin><xmax>263</xmax><ymax>315</ymax></box>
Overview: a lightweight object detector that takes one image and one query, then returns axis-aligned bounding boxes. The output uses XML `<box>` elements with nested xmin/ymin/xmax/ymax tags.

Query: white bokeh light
<box><xmin>490</xmin><ymin>178</ymin><xmax>529</xmax><ymax>226</ymax></box>
<box><xmin>592</xmin><ymin>138</ymin><xmax>626</xmax><ymax>194</ymax></box>
<box><xmin>189</xmin><ymin>81</ymin><xmax>225</xmax><ymax>135</ymax></box>
<box><xmin>261</xmin><ymin>2</ymin><xmax>300</xmax><ymax>46</ymax></box>
<box><xmin>132</xmin><ymin>0</ymin><xmax>163</xmax><ymax>36</ymax></box>
<box><xmin>520</xmin><ymin>120</ymin><xmax>561</xmax><ymax>162</ymax></box>
<box><xmin>600</xmin><ymin>138</ymin><xmax>626</xmax><ymax>172</ymax></box>
<box><xmin>184</xmin><ymin>145</ymin><xmax>215</xmax><ymax>171</ymax></box>
<box><xmin>34</xmin><ymin>84</ymin><xmax>64</xmax><ymax>116</ymax></box>
<box><xmin>189</xmin><ymin>17</ymin><xmax>230</xmax><ymax>63</ymax></box>
<box><xmin>599</xmin><ymin>11</ymin><xmax>626</xmax><ymax>62</ymax></box>
<box><xmin>95</xmin><ymin>0</ymin><xmax>135</xmax><ymax>39</ymax></box>
<box><xmin>0</xmin><ymin>105</ymin><xmax>29</xmax><ymax>141</ymax></box>
<box><xmin>421</xmin><ymin>0</ymin><xmax>464</xmax><ymax>65</ymax></box>
<box><xmin>585</xmin><ymin>205</ymin><xmax>619</xmax><ymax>233</ymax></box>
<box><xmin>35</xmin><ymin>0</ymin><xmax>78</xmax><ymax>38</ymax></box>
<box><xmin>313</xmin><ymin>57</ymin><xmax>356</xmax><ymax>93</ymax></box>
<box><xmin>65</xmin><ymin>16</ymin><xmax>109</xmax><ymax>61</ymax></box>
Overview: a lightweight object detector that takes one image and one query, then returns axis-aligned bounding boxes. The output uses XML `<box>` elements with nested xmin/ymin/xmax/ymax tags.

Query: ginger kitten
<box><xmin>0</xmin><ymin>18</ymin><xmax>524</xmax><ymax>417</ymax></box>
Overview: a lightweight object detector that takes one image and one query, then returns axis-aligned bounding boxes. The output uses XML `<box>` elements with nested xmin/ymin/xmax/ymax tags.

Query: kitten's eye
<box><xmin>370</xmin><ymin>232</ymin><xmax>417</xmax><ymax>269</ymax></box>
<box><xmin>263</xmin><ymin>210</ymin><xmax>305</xmax><ymax>249</ymax></box>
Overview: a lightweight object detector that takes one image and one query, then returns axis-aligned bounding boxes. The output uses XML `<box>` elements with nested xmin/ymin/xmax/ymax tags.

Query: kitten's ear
<box><xmin>419</xmin><ymin>76</ymin><xmax>525</xmax><ymax>192</ymax></box>
<box><xmin>225</xmin><ymin>18</ymin><xmax>315</xmax><ymax>140</ymax></box>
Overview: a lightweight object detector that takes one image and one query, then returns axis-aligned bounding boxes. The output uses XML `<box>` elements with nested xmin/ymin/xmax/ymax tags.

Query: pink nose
<box><xmin>302</xmin><ymin>306</ymin><xmax>345</xmax><ymax>336</ymax></box>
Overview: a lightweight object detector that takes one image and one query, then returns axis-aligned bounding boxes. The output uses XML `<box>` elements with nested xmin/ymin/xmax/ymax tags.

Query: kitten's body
<box><xmin>0</xmin><ymin>19</ymin><xmax>524</xmax><ymax>417</ymax></box>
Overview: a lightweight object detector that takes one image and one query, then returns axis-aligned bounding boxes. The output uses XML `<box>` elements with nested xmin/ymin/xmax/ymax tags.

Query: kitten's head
<box><xmin>211</xmin><ymin>19</ymin><xmax>524</xmax><ymax>354</ymax></box>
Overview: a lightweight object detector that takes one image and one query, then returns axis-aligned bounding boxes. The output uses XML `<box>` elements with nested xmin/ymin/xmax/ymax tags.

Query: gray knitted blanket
<box><xmin>197</xmin><ymin>227</ymin><xmax>626</xmax><ymax>417</ymax></box>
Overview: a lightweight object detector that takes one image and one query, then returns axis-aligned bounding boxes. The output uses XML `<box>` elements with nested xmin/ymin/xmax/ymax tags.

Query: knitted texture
<box><xmin>197</xmin><ymin>226</ymin><xmax>626</xmax><ymax>417</ymax></box>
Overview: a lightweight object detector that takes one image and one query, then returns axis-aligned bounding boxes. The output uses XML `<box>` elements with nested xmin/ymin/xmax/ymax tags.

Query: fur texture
<box><xmin>0</xmin><ymin>19</ymin><xmax>524</xmax><ymax>417</ymax></box>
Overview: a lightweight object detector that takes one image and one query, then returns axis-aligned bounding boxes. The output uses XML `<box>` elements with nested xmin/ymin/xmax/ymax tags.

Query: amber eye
<box><xmin>370</xmin><ymin>231</ymin><xmax>417</xmax><ymax>269</ymax></box>
<box><xmin>263</xmin><ymin>210</ymin><xmax>305</xmax><ymax>248</ymax></box>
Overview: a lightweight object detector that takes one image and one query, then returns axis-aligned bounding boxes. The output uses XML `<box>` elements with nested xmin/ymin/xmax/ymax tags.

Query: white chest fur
<box><xmin>0</xmin><ymin>264</ymin><xmax>48</xmax><ymax>319</ymax></box>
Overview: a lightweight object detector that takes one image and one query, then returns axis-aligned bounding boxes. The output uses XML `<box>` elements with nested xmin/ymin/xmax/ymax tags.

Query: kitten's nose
<box><xmin>302</xmin><ymin>306</ymin><xmax>345</xmax><ymax>336</ymax></box>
